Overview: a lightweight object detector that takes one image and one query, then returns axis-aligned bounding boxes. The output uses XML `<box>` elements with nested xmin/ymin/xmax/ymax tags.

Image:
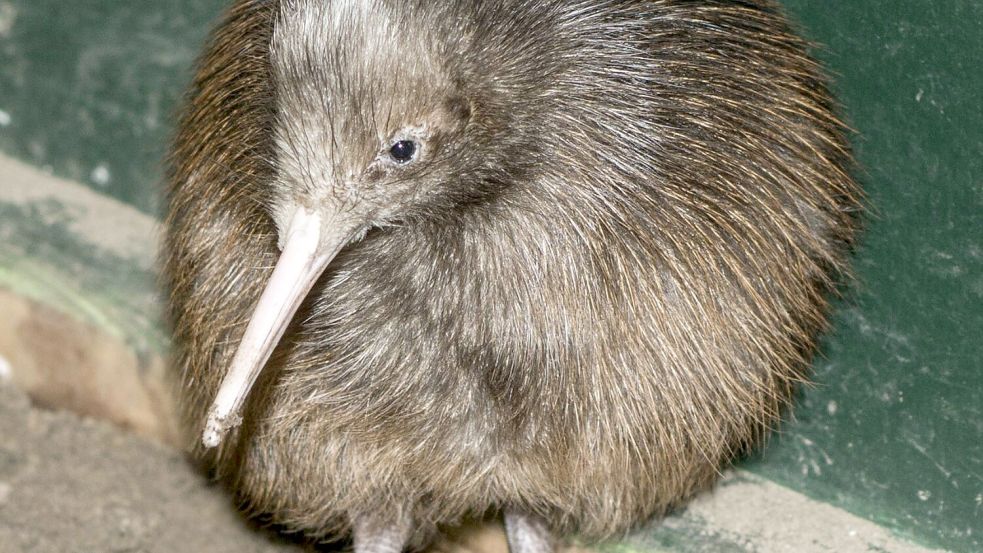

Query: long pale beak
<box><xmin>202</xmin><ymin>207</ymin><xmax>351</xmax><ymax>448</ymax></box>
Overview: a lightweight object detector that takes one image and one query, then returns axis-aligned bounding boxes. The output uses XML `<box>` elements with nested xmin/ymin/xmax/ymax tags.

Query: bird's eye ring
<box><xmin>389</xmin><ymin>140</ymin><xmax>417</xmax><ymax>164</ymax></box>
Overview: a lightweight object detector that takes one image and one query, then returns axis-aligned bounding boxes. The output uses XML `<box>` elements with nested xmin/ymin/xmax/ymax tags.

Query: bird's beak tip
<box><xmin>200</xmin><ymin>205</ymin><xmax>357</xmax><ymax>448</ymax></box>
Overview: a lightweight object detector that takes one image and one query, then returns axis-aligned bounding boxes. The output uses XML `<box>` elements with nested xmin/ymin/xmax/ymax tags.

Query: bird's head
<box><xmin>202</xmin><ymin>0</ymin><xmax>548</xmax><ymax>446</ymax></box>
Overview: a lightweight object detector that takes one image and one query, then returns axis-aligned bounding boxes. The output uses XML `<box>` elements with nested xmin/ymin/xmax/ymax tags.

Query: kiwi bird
<box><xmin>162</xmin><ymin>0</ymin><xmax>860</xmax><ymax>551</ymax></box>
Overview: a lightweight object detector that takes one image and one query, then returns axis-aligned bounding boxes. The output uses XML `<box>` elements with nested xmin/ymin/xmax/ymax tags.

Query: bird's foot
<box><xmin>352</xmin><ymin>510</ymin><xmax>413</xmax><ymax>553</ymax></box>
<box><xmin>504</xmin><ymin>511</ymin><xmax>555</xmax><ymax>553</ymax></box>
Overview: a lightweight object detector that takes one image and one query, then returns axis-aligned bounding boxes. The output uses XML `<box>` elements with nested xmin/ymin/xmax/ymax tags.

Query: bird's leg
<box><xmin>504</xmin><ymin>511</ymin><xmax>555</xmax><ymax>553</ymax></box>
<box><xmin>352</xmin><ymin>510</ymin><xmax>413</xmax><ymax>553</ymax></box>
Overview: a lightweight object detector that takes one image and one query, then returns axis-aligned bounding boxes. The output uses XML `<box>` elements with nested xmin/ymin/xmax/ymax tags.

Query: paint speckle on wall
<box><xmin>91</xmin><ymin>164</ymin><xmax>111</xmax><ymax>186</ymax></box>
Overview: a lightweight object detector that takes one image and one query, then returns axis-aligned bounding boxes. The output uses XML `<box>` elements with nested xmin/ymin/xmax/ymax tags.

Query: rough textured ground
<box><xmin>0</xmin><ymin>371</ymin><xmax>516</xmax><ymax>553</ymax></box>
<box><xmin>0</xmin><ymin>380</ymin><xmax>303</xmax><ymax>553</ymax></box>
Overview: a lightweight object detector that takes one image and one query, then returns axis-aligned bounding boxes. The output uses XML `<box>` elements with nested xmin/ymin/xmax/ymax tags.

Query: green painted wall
<box><xmin>1</xmin><ymin>1</ymin><xmax>980</xmax><ymax>551</ymax></box>
<box><xmin>748</xmin><ymin>3</ymin><xmax>982</xmax><ymax>551</ymax></box>
<box><xmin>0</xmin><ymin>0</ymin><xmax>224</xmax><ymax>215</ymax></box>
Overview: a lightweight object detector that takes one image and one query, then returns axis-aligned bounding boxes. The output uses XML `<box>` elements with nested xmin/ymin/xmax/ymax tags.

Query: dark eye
<box><xmin>389</xmin><ymin>140</ymin><xmax>417</xmax><ymax>164</ymax></box>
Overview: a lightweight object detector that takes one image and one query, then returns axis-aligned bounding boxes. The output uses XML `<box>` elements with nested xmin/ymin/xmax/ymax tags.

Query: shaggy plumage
<box><xmin>162</xmin><ymin>0</ymin><xmax>860</xmax><ymax>546</ymax></box>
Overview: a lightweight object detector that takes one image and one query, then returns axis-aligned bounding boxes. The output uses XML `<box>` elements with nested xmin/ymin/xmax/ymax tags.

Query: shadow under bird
<box><xmin>162</xmin><ymin>0</ymin><xmax>861</xmax><ymax>551</ymax></box>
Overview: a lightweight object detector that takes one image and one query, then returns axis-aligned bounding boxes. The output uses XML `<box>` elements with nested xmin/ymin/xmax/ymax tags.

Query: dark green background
<box><xmin>745</xmin><ymin>3</ymin><xmax>982</xmax><ymax>551</ymax></box>
<box><xmin>0</xmin><ymin>1</ymin><xmax>980</xmax><ymax>551</ymax></box>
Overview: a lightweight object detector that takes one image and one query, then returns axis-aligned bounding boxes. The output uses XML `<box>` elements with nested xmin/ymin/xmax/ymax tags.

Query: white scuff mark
<box><xmin>915</xmin><ymin>88</ymin><xmax>924</xmax><ymax>102</ymax></box>
<box><xmin>0</xmin><ymin>109</ymin><xmax>11</xmax><ymax>127</ymax></box>
<box><xmin>845</xmin><ymin>309</ymin><xmax>915</xmax><ymax>355</ymax></box>
<box><xmin>798</xmin><ymin>435</ymin><xmax>834</xmax><ymax>468</ymax></box>
<box><xmin>0</xmin><ymin>2</ymin><xmax>17</xmax><ymax>37</ymax></box>
<box><xmin>917</xmin><ymin>490</ymin><xmax>932</xmax><ymax>501</ymax></box>
<box><xmin>827</xmin><ymin>400</ymin><xmax>838</xmax><ymax>415</ymax></box>
<box><xmin>907</xmin><ymin>438</ymin><xmax>954</xmax><ymax>481</ymax></box>
<box><xmin>143</xmin><ymin>92</ymin><xmax>165</xmax><ymax>131</ymax></box>
<box><xmin>91</xmin><ymin>164</ymin><xmax>112</xmax><ymax>186</ymax></box>
<box><xmin>0</xmin><ymin>354</ymin><xmax>11</xmax><ymax>381</ymax></box>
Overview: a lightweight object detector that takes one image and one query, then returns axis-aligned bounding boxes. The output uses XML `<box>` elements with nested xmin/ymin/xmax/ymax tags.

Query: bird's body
<box><xmin>163</xmin><ymin>0</ymin><xmax>860</xmax><ymax>549</ymax></box>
